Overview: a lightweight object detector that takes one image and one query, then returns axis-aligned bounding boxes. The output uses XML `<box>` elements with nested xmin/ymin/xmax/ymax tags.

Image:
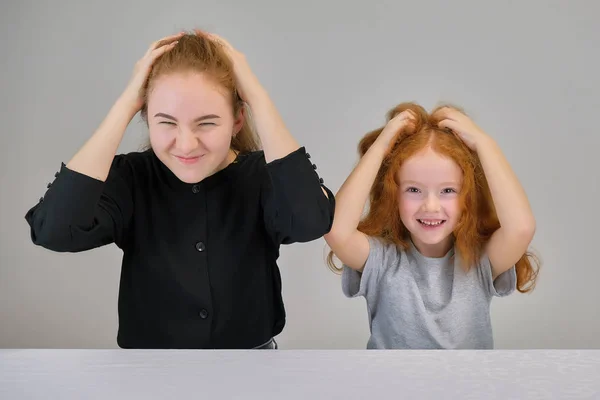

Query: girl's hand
<box><xmin>435</xmin><ymin>107</ymin><xmax>490</xmax><ymax>151</ymax></box>
<box><xmin>378</xmin><ymin>110</ymin><xmax>417</xmax><ymax>153</ymax></box>
<box><xmin>197</xmin><ymin>30</ymin><xmax>263</xmax><ymax>105</ymax></box>
<box><xmin>122</xmin><ymin>32</ymin><xmax>184</xmax><ymax>111</ymax></box>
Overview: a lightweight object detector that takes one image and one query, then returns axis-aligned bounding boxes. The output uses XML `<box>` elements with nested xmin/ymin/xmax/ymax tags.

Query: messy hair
<box><xmin>139</xmin><ymin>31</ymin><xmax>260</xmax><ymax>153</ymax></box>
<box><xmin>327</xmin><ymin>102</ymin><xmax>539</xmax><ymax>293</ymax></box>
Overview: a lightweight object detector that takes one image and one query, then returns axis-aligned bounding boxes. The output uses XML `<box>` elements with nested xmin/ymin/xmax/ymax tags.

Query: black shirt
<box><xmin>25</xmin><ymin>146</ymin><xmax>335</xmax><ymax>349</ymax></box>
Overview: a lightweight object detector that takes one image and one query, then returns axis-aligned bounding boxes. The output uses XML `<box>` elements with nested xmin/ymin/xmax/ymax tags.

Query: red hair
<box><xmin>327</xmin><ymin>102</ymin><xmax>540</xmax><ymax>293</ymax></box>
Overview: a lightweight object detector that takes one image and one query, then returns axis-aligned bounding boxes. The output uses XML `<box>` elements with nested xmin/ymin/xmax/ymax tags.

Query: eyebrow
<box><xmin>153</xmin><ymin>113</ymin><xmax>221</xmax><ymax>122</ymax></box>
<box><xmin>401</xmin><ymin>180</ymin><xmax>460</xmax><ymax>186</ymax></box>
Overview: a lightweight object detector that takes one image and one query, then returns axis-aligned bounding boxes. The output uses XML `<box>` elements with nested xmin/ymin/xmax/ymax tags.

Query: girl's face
<box><xmin>146</xmin><ymin>71</ymin><xmax>244</xmax><ymax>184</ymax></box>
<box><xmin>397</xmin><ymin>147</ymin><xmax>463</xmax><ymax>257</ymax></box>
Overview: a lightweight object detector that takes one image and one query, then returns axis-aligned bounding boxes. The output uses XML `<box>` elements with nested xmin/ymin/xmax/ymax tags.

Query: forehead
<box><xmin>147</xmin><ymin>72</ymin><xmax>231</xmax><ymax>113</ymax></box>
<box><xmin>398</xmin><ymin>148</ymin><xmax>463</xmax><ymax>185</ymax></box>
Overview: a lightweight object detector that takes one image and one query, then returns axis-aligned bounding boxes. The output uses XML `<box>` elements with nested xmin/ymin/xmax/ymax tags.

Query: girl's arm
<box><xmin>25</xmin><ymin>33</ymin><xmax>182</xmax><ymax>252</ymax></box>
<box><xmin>208</xmin><ymin>33</ymin><xmax>335</xmax><ymax>242</ymax></box>
<box><xmin>438</xmin><ymin>108</ymin><xmax>536</xmax><ymax>279</ymax></box>
<box><xmin>324</xmin><ymin>112</ymin><xmax>415</xmax><ymax>271</ymax></box>
<box><xmin>68</xmin><ymin>33</ymin><xmax>181</xmax><ymax>181</ymax></box>
<box><xmin>204</xmin><ymin>33</ymin><xmax>300</xmax><ymax>163</ymax></box>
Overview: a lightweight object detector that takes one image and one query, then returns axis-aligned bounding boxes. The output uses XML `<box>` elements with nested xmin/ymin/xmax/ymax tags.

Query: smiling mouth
<box><xmin>417</xmin><ymin>219</ymin><xmax>446</xmax><ymax>227</ymax></box>
<box><xmin>174</xmin><ymin>155</ymin><xmax>204</xmax><ymax>164</ymax></box>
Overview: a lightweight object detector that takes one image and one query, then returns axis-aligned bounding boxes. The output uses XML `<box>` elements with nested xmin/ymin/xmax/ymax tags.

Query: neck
<box><xmin>410</xmin><ymin>235</ymin><xmax>454</xmax><ymax>258</ymax></box>
<box><xmin>214</xmin><ymin>148</ymin><xmax>238</xmax><ymax>173</ymax></box>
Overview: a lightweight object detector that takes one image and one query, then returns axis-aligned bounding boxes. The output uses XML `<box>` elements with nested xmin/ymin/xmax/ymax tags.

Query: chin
<box><xmin>408</xmin><ymin>223</ymin><xmax>456</xmax><ymax>246</ymax></box>
<box><xmin>175</xmin><ymin>170</ymin><xmax>209</xmax><ymax>184</ymax></box>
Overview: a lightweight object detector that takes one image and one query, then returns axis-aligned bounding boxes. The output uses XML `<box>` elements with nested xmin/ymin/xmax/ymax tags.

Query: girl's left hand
<box><xmin>435</xmin><ymin>107</ymin><xmax>490</xmax><ymax>151</ymax></box>
<box><xmin>195</xmin><ymin>30</ymin><xmax>262</xmax><ymax>104</ymax></box>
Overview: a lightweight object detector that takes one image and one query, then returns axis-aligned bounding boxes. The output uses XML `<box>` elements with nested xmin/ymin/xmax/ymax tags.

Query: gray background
<box><xmin>1</xmin><ymin>0</ymin><xmax>598</xmax><ymax>349</ymax></box>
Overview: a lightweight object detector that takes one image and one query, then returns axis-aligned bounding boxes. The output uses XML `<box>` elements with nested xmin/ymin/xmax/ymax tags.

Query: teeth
<box><xmin>419</xmin><ymin>219</ymin><xmax>444</xmax><ymax>226</ymax></box>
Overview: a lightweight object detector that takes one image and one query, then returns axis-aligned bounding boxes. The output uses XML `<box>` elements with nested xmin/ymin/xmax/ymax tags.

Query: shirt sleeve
<box><xmin>476</xmin><ymin>253</ymin><xmax>517</xmax><ymax>297</ymax></box>
<box><xmin>24</xmin><ymin>155</ymin><xmax>134</xmax><ymax>252</ymax></box>
<box><xmin>261</xmin><ymin>146</ymin><xmax>335</xmax><ymax>245</ymax></box>
<box><xmin>341</xmin><ymin>235</ymin><xmax>389</xmax><ymax>298</ymax></box>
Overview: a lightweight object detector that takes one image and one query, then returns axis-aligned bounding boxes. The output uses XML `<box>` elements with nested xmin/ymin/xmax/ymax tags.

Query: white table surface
<box><xmin>1</xmin><ymin>349</ymin><xmax>599</xmax><ymax>399</ymax></box>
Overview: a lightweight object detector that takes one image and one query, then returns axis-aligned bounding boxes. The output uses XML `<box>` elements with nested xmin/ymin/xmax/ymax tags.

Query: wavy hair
<box><xmin>327</xmin><ymin>102</ymin><xmax>539</xmax><ymax>293</ymax></box>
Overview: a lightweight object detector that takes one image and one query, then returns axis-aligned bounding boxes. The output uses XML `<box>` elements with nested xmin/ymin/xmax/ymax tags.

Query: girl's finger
<box><xmin>145</xmin><ymin>32</ymin><xmax>185</xmax><ymax>56</ymax></box>
<box><xmin>148</xmin><ymin>40</ymin><xmax>179</xmax><ymax>61</ymax></box>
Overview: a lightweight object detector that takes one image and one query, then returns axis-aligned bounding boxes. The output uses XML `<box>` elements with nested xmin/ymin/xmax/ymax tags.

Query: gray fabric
<box><xmin>342</xmin><ymin>235</ymin><xmax>516</xmax><ymax>349</ymax></box>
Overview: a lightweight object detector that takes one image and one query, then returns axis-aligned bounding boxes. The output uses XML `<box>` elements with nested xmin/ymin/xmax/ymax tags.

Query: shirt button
<box><xmin>195</xmin><ymin>241</ymin><xmax>206</xmax><ymax>252</ymax></box>
<box><xmin>312</xmin><ymin>164</ymin><xmax>317</xmax><ymax>170</ymax></box>
<box><xmin>199</xmin><ymin>309</ymin><xmax>209</xmax><ymax>319</ymax></box>
<box><xmin>54</xmin><ymin>172</ymin><xmax>59</xmax><ymax>177</ymax></box>
<box><xmin>319</xmin><ymin>178</ymin><xmax>324</xmax><ymax>184</ymax></box>
<box><xmin>192</xmin><ymin>185</ymin><xmax>200</xmax><ymax>194</ymax></box>
<box><xmin>306</xmin><ymin>153</ymin><xmax>311</xmax><ymax>159</ymax></box>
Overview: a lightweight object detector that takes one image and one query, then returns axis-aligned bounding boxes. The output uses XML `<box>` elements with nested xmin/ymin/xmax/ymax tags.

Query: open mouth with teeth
<box><xmin>417</xmin><ymin>219</ymin><xmax>446</xmax><ymax>228</ymax></box>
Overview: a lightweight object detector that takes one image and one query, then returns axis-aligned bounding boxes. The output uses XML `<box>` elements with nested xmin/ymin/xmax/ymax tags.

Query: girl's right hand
<box><xmin>377</xmin><ymin>110</ymin><xmax>416</xmax><ymax>153</ymax></box>
<box><xmin>122</xmin><ymin>32</ymin><xmax>184</xmax><ymax>111</ymax></box>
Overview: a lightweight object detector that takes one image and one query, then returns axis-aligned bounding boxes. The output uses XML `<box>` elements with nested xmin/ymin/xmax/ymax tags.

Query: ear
<box><xmin>232</xmin><ymin>105</ymin><xmax>246</xmax><ymax>136</ymax></box>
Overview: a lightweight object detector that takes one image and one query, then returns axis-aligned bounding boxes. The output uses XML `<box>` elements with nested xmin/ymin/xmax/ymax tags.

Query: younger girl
<box><xmin>325</xmin><ymin>102</ymin><xmax>539</xmax><ymax>349</ymax></box>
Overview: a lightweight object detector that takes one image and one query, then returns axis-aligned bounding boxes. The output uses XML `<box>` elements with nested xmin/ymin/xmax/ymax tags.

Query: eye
<box><xmin>158</xmin><ymin>121</ymin><xmax>175</xmax><ymax>125</ymax></box>
<box><xmin>406</xmin><ymin>187</ymin><xmax>420</xmax><ymax>193</ymax></box>
<box><xmin>442</xmin><ymin>188</ymin><xmax>457</xmax><ymax>194</ymax></box>
<box><xmin>198</xmin><ymin>122</ymin><xmax>216</xmax><ymax>127</ymax></box>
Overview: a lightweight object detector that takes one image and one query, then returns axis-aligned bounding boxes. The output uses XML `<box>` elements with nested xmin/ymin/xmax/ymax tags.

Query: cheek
<box><xmin>202</xmin><ymin>126</ymin><xmax>233</xmax><ymax>152</ymax></box>
<box><xmin>148</xmin><ymin>126</ymin><xmax>176</xmax><ymax>151</ymax></box>
<box><xmin>398</xmin><ymin>195</ymin><xmax>420</xmax><ymax>220</ymax></box>
<box><xmin>441</xmin><ymin>197</ymin><xmax>461</xmax><ymax>217</ymax></box>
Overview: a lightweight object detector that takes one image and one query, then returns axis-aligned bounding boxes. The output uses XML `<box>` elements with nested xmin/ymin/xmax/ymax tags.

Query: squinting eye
<box><xmin>199</xmin><ymin>123</ymin><xmax>216</xmax><ymax>127</ymax></box>
<box><xmin>159</xmin><ymin>121</ymin><xmax>175</xmax><ymax>125</ymax></box>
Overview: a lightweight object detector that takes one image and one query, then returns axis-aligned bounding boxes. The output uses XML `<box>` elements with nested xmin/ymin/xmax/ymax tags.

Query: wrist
<box><xmin>242</xmin><ymin>80</ymin><xmax>268</xmax><ymax>108</ymax></box>
<box><xmin>474</xmin><ymin>135</ymin><xmax>496</xmax><ymax>153</ymax></box>
<box><xmin>116</xmin><ymin>92</ymin><xmax>142</xmax><ymax>118</ymax></box>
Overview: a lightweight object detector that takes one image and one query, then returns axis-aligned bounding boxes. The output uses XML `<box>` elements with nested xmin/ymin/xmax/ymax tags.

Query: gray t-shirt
<box><xmin>342</xmin><ymin>235</ymin><xmax>516</xmax><ymax>349</ymax></box>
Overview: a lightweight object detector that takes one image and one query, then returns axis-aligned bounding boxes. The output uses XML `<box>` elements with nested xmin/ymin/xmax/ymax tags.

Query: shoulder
<box><xmin>473</xmin><ymin>252</ymin><xmax>517</xmax><ymax>297</ymax></box>
<box><xmin>341</xmin><ymin>235</ymin><xmax>404</xmax><ymax>298</ymax></box>
<box><xmin>113</xmin><ymin>150</ymin><xmax>153</xmax><ymax>167</ymax></box>
<box><xmin>236</xmin><ymin>150</ymin><xmax>267</xmax><ymax>169</ymax></box>
<box><xmin>366</xmin><ymin>235</ymin><xmax>404</xmax><ymax>267</ymax></box>
<box><xmin>110</xmin><ymin>150</ymin><xmax>155</xmax><ymax>176</ymax></box>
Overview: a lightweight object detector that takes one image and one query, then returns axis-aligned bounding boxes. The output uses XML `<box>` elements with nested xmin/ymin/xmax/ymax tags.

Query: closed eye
<box><xmin>159</xmin><ymin>121</ymin><xmax>176</xmax><ymax>125</ymax></box>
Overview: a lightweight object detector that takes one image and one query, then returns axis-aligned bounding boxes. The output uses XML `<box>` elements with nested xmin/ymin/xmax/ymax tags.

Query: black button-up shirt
<box><xmin>25</xmin><ymin>146</ymin><xmax>334</xmax><ymax>349</ymax></box>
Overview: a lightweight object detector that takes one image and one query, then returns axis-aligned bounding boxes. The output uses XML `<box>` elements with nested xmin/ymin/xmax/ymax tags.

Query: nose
<box><xmin>176</xmin><ymin>128</ymin><xmax>199</xmax><ymax>155</ymax></box>
<box><xmin>422</xmin><ymin>193</ymin><xmax>441</xmax><ymax>212</ymax></box>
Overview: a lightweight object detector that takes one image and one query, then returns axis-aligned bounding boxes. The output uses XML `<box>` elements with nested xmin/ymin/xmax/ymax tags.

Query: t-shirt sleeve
<box><xmin>341</xmin><ymin>235</ymin><xmax>392</xmax><ymax>298</ymax></box>
<box><xmin>477</xmin><ymin>254</ymin><xmax>517</xmax><ymax>297</ymax></box>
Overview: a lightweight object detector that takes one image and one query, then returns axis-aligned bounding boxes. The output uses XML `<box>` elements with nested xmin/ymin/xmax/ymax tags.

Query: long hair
<box><xmin>327</xmin><ymin>102</ymin><xmax>539</xmax><ymax>293</ymax></box>
<box><xmin>139</xmin><ymin>31</ymin><xmax>260</xmax><ymax>153</ymax></box>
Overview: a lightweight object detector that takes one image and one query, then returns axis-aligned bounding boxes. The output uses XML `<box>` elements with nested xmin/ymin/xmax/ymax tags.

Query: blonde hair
<box><xmin>140</xmin><ymin>31</ymin><xmax>260</xmax><ymax>153</ymax></box>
